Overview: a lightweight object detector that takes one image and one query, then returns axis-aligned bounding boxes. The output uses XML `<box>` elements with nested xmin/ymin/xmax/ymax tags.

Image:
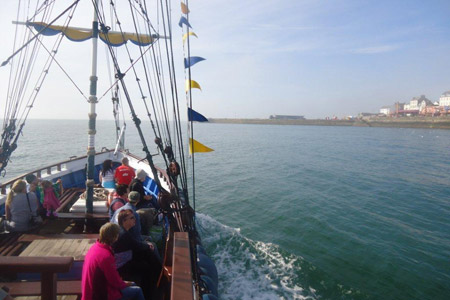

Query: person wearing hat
<box><xmin>129</xmin><ymin>169</ymin><xmax>154</xmax><ymax>210</ymax></box>
<box><xmin>111</xmin><ymin>191</ymin><xmax>143</xmax><ymax>242</ymax></box>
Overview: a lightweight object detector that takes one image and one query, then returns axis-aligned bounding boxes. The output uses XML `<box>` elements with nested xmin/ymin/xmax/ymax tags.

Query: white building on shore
<box><xmin>439</xmin><ymin>91</ymin><xmax>450</xmax><ymax>107</ymax></box>
<box><xmin>379</xmin><ymin>106</ymin><xmax>392</xmax><ymax>115</ymax></box>
<box><xmin>404</xmin><ymin>95</ymin><xmax>432</xmax><ymax>112</ymax></box>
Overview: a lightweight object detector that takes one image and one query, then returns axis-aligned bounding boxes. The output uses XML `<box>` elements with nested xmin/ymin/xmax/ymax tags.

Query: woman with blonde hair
<box><xmin>5</xmin><ymin>179</ymin><xmax>41</xmax><ymax>232</ymax></box>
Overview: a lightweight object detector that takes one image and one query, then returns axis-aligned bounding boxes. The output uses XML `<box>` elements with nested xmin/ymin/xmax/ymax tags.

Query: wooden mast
<box><xmin>85</xmin><ymin>0</ymin><xmax>99</xmax><ymax>214</ymax></box>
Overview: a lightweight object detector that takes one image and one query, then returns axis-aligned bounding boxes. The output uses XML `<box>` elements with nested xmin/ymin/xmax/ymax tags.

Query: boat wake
<box><xmin>196</xmin><ymin>213</ymin><xmax>317</xmax><ymax>300</ymax></box>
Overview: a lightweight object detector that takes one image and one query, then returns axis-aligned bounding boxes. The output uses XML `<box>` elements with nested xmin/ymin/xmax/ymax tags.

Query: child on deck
<box><xmin>40</xmin><ymin>180</ymin><xmax>63</xmax><ymax>217</ymax></box>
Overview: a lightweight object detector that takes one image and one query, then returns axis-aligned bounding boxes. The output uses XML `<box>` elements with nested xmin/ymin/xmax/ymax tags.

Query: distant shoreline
<box><xmin>209</xmin><ymin>117</ymin><xmax>450</xmax><ymax>129</ymax></box>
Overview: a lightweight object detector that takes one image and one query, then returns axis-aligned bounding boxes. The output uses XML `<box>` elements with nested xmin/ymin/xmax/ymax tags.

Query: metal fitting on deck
<box><xmin>86</xmin><ymin>179</ymin><xmax>95</xmax><ymax>187</ymax></box>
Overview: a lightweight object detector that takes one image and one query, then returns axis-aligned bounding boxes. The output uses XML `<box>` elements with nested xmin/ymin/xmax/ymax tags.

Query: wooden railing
<box><xmin>0</xmin><ymin>256</ymin><xmax>75</xmax><ymax>300</ymax></box>
<box><xmin>170</xmin><ymin>232</ymin><xmax>194</xmax><ymax>300</ymax></box>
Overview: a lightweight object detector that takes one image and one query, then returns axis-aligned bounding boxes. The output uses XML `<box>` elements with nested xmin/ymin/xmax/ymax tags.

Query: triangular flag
<box><xmin>181</xmin><ymin>2</ymin><xmax>190</xmax><ymax>14</ymax></box>
<box><xmin>184</xmin><ymin>56</ymin><xmax>206</xmax><ymax>68</ymax></box>
<box><xmin>188</xmin><ymin>108</ymin><xmax>208</xmax><ymax>122</ymax></box>
<box><xmin>189</xmin><ymin>138</ymin><xmax>214</xmax><ymax>154</ymax></box>
<box><xmin>183</xmin><ymin>31</ymin><xmax>198</xmax><ymax>43</ymax></box>
<box><xmin>185</xmin><ymin>80</ymin><xmax>201</xmax><ymax>92</ymax></box>
<box><xmin>178</xmin><ymin>16</ymin><xmax>192</xmax><ymax>28</ymax></box>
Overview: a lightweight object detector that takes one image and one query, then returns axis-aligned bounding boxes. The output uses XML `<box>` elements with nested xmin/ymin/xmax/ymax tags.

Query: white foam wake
<box><xmin>196</xmin><ymin>213</ymin><xmax>317</xmax><ymax>300</ymax></box>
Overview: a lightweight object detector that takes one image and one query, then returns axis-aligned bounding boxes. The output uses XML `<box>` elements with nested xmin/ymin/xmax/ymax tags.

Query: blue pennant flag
<box><xmin>188</xmin><ymin>108</ymin><xmax>208</xmax><ymax>122</ymax></box>
<box><xmin>184</xmin><ymin>56</ymin><xmax>206</xmax><ymax>68</ymax></box>
<box><xmin>178</xmin><ymin>16</ymin><xmax>192</xmax><ymax>28</ymax></box>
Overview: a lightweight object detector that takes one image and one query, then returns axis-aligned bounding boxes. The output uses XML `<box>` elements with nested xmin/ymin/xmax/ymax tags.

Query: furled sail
<box><xmin>27</xmin><ymin>22</ymin><xmax>155</xmax><ymax>47</ymax></box>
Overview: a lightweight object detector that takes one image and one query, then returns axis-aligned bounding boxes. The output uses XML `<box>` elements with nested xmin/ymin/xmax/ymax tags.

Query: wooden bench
<box><xmin>0</xmin><ymin>280</ymin><xmax>81</xmax><ymax>297</ymax></box>
<box><xmin>56</xmin><ymin>188</ymin><xmax>85</xmax><ymax>213</ymax></box>
<box><xmin>0</xmin><ymin>232</ymin><xmax>22</xmax><ymax>256</ymax></box>
<box><xmin>57</xmin><ymin>212</ymin><xmax>109</xmax><ymax>220</ymax></box>
<box><xmin>0</xmin><ymin>256</ymin><xmax>74</xmax><ymax>300</ymax></box>
<box><xmin>18</xmin><ymin>233</ymin><xmax>99</xmax><ymax>243</ymax></box>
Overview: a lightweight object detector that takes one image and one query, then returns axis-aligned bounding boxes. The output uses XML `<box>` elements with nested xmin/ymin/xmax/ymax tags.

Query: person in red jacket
<box><xmin>114</xmin><ymin>157</ymin><xmax>136</xmax><ymax>186</ymax></box>
<box><xmin>81</xmin><ymin>222</ymin><xmax>144</xmax><ymax>300</ymax></box>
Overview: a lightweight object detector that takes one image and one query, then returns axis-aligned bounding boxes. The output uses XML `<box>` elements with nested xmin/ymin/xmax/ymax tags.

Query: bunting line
<box><xmin>181</xmin><ymin>2</ymin><xmax>190</xmax><ymax>14</ymax></box>
<box><xmin>184</xmin><ymin>56</ymin><xmax>205</xmax><ymax>68</ymax></box>
<box><xmin>178</xmin><ymin>16</ymin><xmax>192</xmax><ymax>28</ymax></box>
<box><xmin>189</xmin><ymin>138</ymin><xmax>214</xmax><ymax>154</ymax></box>
<box><xmin>188</xmin><ymin>108</ymin><xmax>208</xmax><ymax>122</ymax></box>
<box><xmin>185</xmin><ymin>80</ymin><xmax>202</xmax><ymax>92</ymax></box>
<box><xmin>183</xmin><ymin>31</ymin><xmax>198</xmax><ymax>43</ymax></box>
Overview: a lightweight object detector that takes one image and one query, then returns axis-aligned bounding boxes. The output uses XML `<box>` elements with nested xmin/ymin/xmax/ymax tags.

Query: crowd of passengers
<box><xmin>3</xmin><ymin>157</ymin><xmax>162</xmax><ymax>300</ymax></box>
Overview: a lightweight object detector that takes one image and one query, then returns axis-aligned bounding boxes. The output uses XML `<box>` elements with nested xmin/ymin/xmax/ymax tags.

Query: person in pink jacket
<box><xmin>81</xmin><ymin>223</ymin><xmax>144</xmax><ymax>300</ymax></box>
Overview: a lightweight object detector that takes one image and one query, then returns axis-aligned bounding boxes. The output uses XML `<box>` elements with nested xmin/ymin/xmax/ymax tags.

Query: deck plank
<box><xmin>20</xmin><ymin>238</ymin><xmax>95</xmax><ymax>260</ymax></box>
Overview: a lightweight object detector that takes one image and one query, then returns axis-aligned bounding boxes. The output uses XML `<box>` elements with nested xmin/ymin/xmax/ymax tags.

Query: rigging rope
<box><xmin>92</xmin><ymin>0</ymin><xmax>163</xmax><ymax>188</ymax></box>
<box><xmin>0</xmin><ymin>0</ymin><xmax>80</xmax><ymax>176</ymax></box>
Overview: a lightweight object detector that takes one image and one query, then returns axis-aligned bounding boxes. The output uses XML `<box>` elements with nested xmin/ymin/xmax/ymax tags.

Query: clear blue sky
<box><xmin>1</xmin><ymin>0</ymin><xmax>450</xmax><ymax>120</ymax></box>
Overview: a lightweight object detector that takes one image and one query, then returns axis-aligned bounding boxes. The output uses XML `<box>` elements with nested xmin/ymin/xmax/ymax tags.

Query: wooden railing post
<box><xmin>41</xmin><ymin>272</ymin><xmax>57</xmax><ymax>300</ymax></box>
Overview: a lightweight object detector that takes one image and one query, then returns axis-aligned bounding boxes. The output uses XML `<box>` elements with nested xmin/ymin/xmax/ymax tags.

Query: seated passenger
<box><xmin>5</xmin><ymin>179</ymin><xmax>41</xmax><ymax>232</ymax></box>
<box><xmin>25</xmin><ymin>174</ymin><xmax>40</xmax><ymax>194</ymax></box>
<box><xmin>40</xmin><ymin>180</ymin><xmax>63</xmax><ymax>217</ymax></box>
<box><xmin>108</xmin><ymin>184</ymin><xmax>129</xmax><ymax>219</ymax></box>
<box><xmin>111</xmin><ymin>192</ymin><xmax>156</xmax><ymax>244</ymax></box>
<box><xmin>25</xmin><ymin>174</ymin><xmax>45</xmax><ymax>218</ymax></box>
<box><xmin>129</xmin><ymin>169</ymin><xmax>154</xmax><ymax>209</ymax></box>
<box><xmin>114</xmin><ymin>210</ymin><xmax>162</xmax><ymax>299</ymax></box>
<box><xmin>100</xmin><ymin>159</ymin><xmax>116</xmax><ymax>189</ymax></box>
<box><xmin>81</xmin><ymin>222</ymin><xmax>144</xmax><ymax>300</ymax></box>
<box><xmin>111</xmin><ymin>191</ymin><xmax>143</xmax><ymax>241</ymax></box>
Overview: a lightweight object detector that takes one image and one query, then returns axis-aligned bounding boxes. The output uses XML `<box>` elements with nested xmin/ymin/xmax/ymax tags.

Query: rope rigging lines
<box><xmin>95</xmin><ymin>0</ymin><xmax>190</xmax><ymax>196</ymax></box>
<box><xmin>0</xmin><ymin>0</ymin><xmax>80</xmax><ymax>176</ymax></box>
<box><xmin>0</xmin><ymin>0</ymin><xmax>191</xmax><ymax>202</ymax></box>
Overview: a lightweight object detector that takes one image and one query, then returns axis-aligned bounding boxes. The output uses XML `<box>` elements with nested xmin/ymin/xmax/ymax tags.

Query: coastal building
<box><xmin>422</xmin><ymin>105</ymin><xmax>440</xmax><ymax>116</ymax></box>
<box><xmin>394</xmin><ymin>102</ymin><xmax>405</xmax><ymax>115</ymax></box>
<box><xmin>379</xmin><ymin>106</ymin><xmax>392</xmax><ymax>115</ymax></box>
<box><xmin>358</xmin><ymin>112</ymin><xmax>377</xmax><ymax>119</ymax></box>
<box><xmin>439</xmin><ymin>91</ymin><xmax>450</xmax><ymax>107</ymax></box>
<box><xmin>402</xmin><ymin>95</ymin><xmax>433</xmax><ymax>115</ymax></box>
<box><xmin>269</xmin><ymin>115</ymin><xmax>305</xmax><ymax>120</ymax></box>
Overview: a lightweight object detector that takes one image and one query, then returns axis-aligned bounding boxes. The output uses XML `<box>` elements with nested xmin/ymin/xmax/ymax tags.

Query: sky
<box><xmin>1</xmin><ymin>0</ymin><xmax>450</xmax><ymax>120</ymax></box>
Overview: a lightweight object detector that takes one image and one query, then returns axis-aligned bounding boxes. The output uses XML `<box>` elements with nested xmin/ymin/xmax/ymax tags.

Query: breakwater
<box><xmin>209</xmin><ymin>117</ymin><xmax>450</xmax><ymax>129</ymax></box>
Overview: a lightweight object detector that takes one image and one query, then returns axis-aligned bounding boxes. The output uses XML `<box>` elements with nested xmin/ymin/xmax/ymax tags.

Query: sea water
<box><xmin>2</xmin><ymin>120</ymin><xmax>450</xmax><ymax>300</ymax></box>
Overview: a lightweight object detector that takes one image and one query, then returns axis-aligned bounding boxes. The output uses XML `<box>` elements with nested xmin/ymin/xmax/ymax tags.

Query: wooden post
<box><xmin>41</xmin><ymin>272</ymin><xmax>57</xmax><ymax>300</ymax></box>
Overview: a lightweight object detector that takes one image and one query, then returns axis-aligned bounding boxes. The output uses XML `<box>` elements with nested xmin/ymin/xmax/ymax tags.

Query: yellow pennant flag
<box><xmin>189</xmin><ymin>138</ymin><xmax>214</xmax><ymax>154</ymax></box>
<box><xmin>185</xmin><ymin>80</ymin><xmax>202</xmax><ymax>92</ymax></box>
<box><xmin>183</xmin><ymin>31</ymin><xmax>198</xmax><ymax>43</ymax></box>
<box><xmin>181</xmin><ymin>2</ymin><xmax>190</xmax><ymax>14</ymax></box>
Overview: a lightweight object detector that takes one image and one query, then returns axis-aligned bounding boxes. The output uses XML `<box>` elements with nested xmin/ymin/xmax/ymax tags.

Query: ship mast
<box><xmin>85</xmin><ymin>0</ymin><xmax>99</xmax><ymax>213</ymax></box>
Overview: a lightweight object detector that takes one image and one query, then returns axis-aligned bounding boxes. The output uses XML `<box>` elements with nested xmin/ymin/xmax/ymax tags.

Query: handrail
<box><xmin>170</xmin><ymin>232</ymin><xmax>194</xmax><ymax>300</ymax></box>
<box><xmin>0</xmin><ymin>149</ymin><xmax>115</xmax><ymax>195</ymax></box>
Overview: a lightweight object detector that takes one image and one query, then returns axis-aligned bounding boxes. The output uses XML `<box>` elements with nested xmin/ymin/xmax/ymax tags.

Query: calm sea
<box><xmin>3</xmin><ymin>119</ymin><xmax>450</xmax><ymax>300</ymax></box>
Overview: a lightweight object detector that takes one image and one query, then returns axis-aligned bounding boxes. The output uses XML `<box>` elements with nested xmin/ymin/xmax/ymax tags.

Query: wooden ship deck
<box><xmin>0</xmin><ymin>187</ymin><xmax>193</xmax><ymax>300</ymax></box>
